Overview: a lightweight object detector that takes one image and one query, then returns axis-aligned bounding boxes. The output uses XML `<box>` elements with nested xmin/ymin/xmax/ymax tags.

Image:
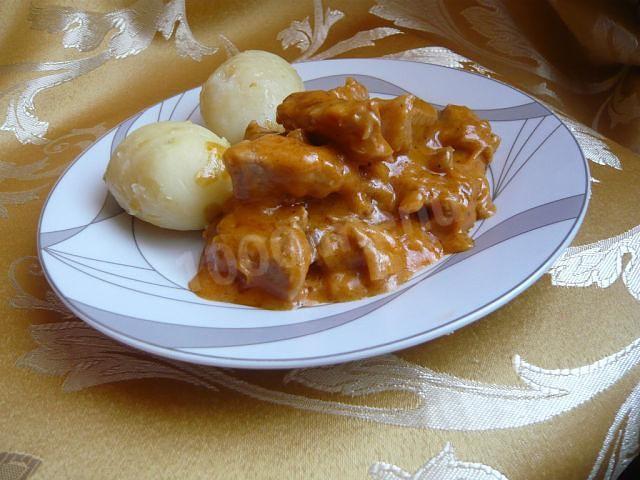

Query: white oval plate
<box><xmin>38</xmin><ymin>59</ymin><xmax>589</xmax><ymax>369</ymax></box>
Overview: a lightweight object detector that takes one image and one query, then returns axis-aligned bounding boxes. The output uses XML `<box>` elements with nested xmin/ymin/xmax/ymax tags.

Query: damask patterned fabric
<box><xmin>1</xmin><ymin>1</ymin><xmax>639</xmax><ymax>479</ymax></box>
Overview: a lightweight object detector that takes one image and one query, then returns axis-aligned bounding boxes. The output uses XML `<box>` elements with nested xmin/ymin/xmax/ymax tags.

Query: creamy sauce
<box><xmin>190</xmin><ymin>79</ymin><xmax>499</xmax><ymax>309</ymax></box>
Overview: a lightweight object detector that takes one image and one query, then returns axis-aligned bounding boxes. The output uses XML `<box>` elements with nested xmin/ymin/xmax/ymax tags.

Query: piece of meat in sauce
<box><xmin>430</xmin><ymin>105</ymin><xmax>500</xmax><ymax>163</ymax></box>
<box><xmin>386</xmin><ymin>105</ymin><xmax>498</xmax><ymax>252</ymax></box>
<box><xmin>223</xmin><ymin>132</ymin><xmax>350</xmax><ymax>200</ymax></box>
<box><xmin>373</xmin><ymin>95</ymin><xmax>438</xmax><ymax>153</ymax></box>
<box><xmin>204</xmin><ymin>204</ymin><xmax>312</xmax><ymax>301</ymax></box>
<box><xmin>276</xmin><ymin>78</ymin><xmax>393</xmax><ymax>163</ymax></box>
<box><xmin>314</xmin><ymin>218</ymin><xmax>442</xmax><ymax>300</ymax></box>
<box><xmin>243</xmin><ymin>120</ymin><xmax>281</xmax><ymax>140</ymax></box>
<box><xmin>391</xmin><ymin>160</ymin><xmax>492</xmax><ymax>252</ymax></box>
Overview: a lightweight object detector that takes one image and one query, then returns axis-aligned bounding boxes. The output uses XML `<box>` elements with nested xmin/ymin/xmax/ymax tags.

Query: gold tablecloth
<box><xmin>2</xmin><ymin>1</ymin><xmax>640</xmax><ymax>479</ymax></box>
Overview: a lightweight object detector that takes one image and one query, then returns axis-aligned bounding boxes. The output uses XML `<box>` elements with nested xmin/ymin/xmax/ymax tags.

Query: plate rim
<box><xmin>37</xmin><ymin>58</ymin><xmax>590</xmax><ymax>369</ymax></box>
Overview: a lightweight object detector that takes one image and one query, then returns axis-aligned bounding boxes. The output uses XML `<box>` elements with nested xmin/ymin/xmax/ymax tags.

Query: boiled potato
<box><xmin>104</xmin><ymin>121</ymin><xmax>231</xmax><ymax>231</ymax></box>
<box><xmin>200</xmin><ymin>50</ymin><xmax>304</xmax><ymax>144</ymax></box>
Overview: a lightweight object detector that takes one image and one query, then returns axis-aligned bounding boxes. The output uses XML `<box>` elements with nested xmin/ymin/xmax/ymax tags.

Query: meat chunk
<box><xmin>330</xmin><ymin>77</ymin><xmax>369</xmax><ymax>101</ymax></box>
<box><xmin>435</xmin><ymin>105</ymin><xmax>500</xmax><ymax>163</ymax></box>
<box><xmin>276</xmin><ymin>78</ymin><xmax>393</xmax><ymax>163</ymax></box>
<box><xmin>315</xmin><ymin>221</ymin><xmax>397</xmax><ymax>300</ymax></box>
<box><xmin>314</xmin><ymin>218</ymin><xmax>442</xmax><ymax>300</ymax></box>
<box><xmin>204</xmin><ymin>205</ymin><xmax>312</xmax><ymax>301</ymax></box>
<box><xmin>393</xmin><ymin>171</ymin><xmax>491</xmax><ymax>252</ymax></box>
<box><xmin>409</xmin><ymin>97</ymin><xmax>440</xmax><ymax>143</ymax></box>
<box><xmin>223</xmin><ymin>133</ymin><xmax>350</xmax><ymax>200</ymax></box>
<box><xmin>317</xmin><ymin>222</ymin><xmax>400</xmax><ymax>283</ymax></box>
<box><xmin>373</xmin><ymin>95</ymin><xmax>438</xmax><ymax>153</ymax></box>
<box><xmin>243</xmin><ymin>120</ymin><xmax>282</xmax><ymax>140</ymax></box>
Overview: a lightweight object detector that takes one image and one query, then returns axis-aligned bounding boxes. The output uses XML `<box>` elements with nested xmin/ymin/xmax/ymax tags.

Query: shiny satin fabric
<box><xmin>1</xmin><ymin>1</ymin><xmax>640</xmax><ymax>479</ymax></box>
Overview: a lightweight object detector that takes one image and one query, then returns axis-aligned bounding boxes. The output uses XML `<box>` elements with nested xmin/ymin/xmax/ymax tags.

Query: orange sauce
<box><xmin>190</xmin><ymin>79</ymin><xmax>499</xmax><ymax>309</ymax></box>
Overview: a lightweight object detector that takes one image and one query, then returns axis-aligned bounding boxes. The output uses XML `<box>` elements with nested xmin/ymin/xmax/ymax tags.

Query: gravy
<box><xmin>190</xmin><ymin>79</ymin><xmax>499</xmax><ymax>309</ymax></box>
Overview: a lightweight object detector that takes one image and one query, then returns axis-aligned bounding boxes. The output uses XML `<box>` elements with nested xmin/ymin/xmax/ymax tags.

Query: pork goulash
<box><xmin>190</xmin><ymin>78</ymin><xmax>499</xmax><ymax>309</ymax></box>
